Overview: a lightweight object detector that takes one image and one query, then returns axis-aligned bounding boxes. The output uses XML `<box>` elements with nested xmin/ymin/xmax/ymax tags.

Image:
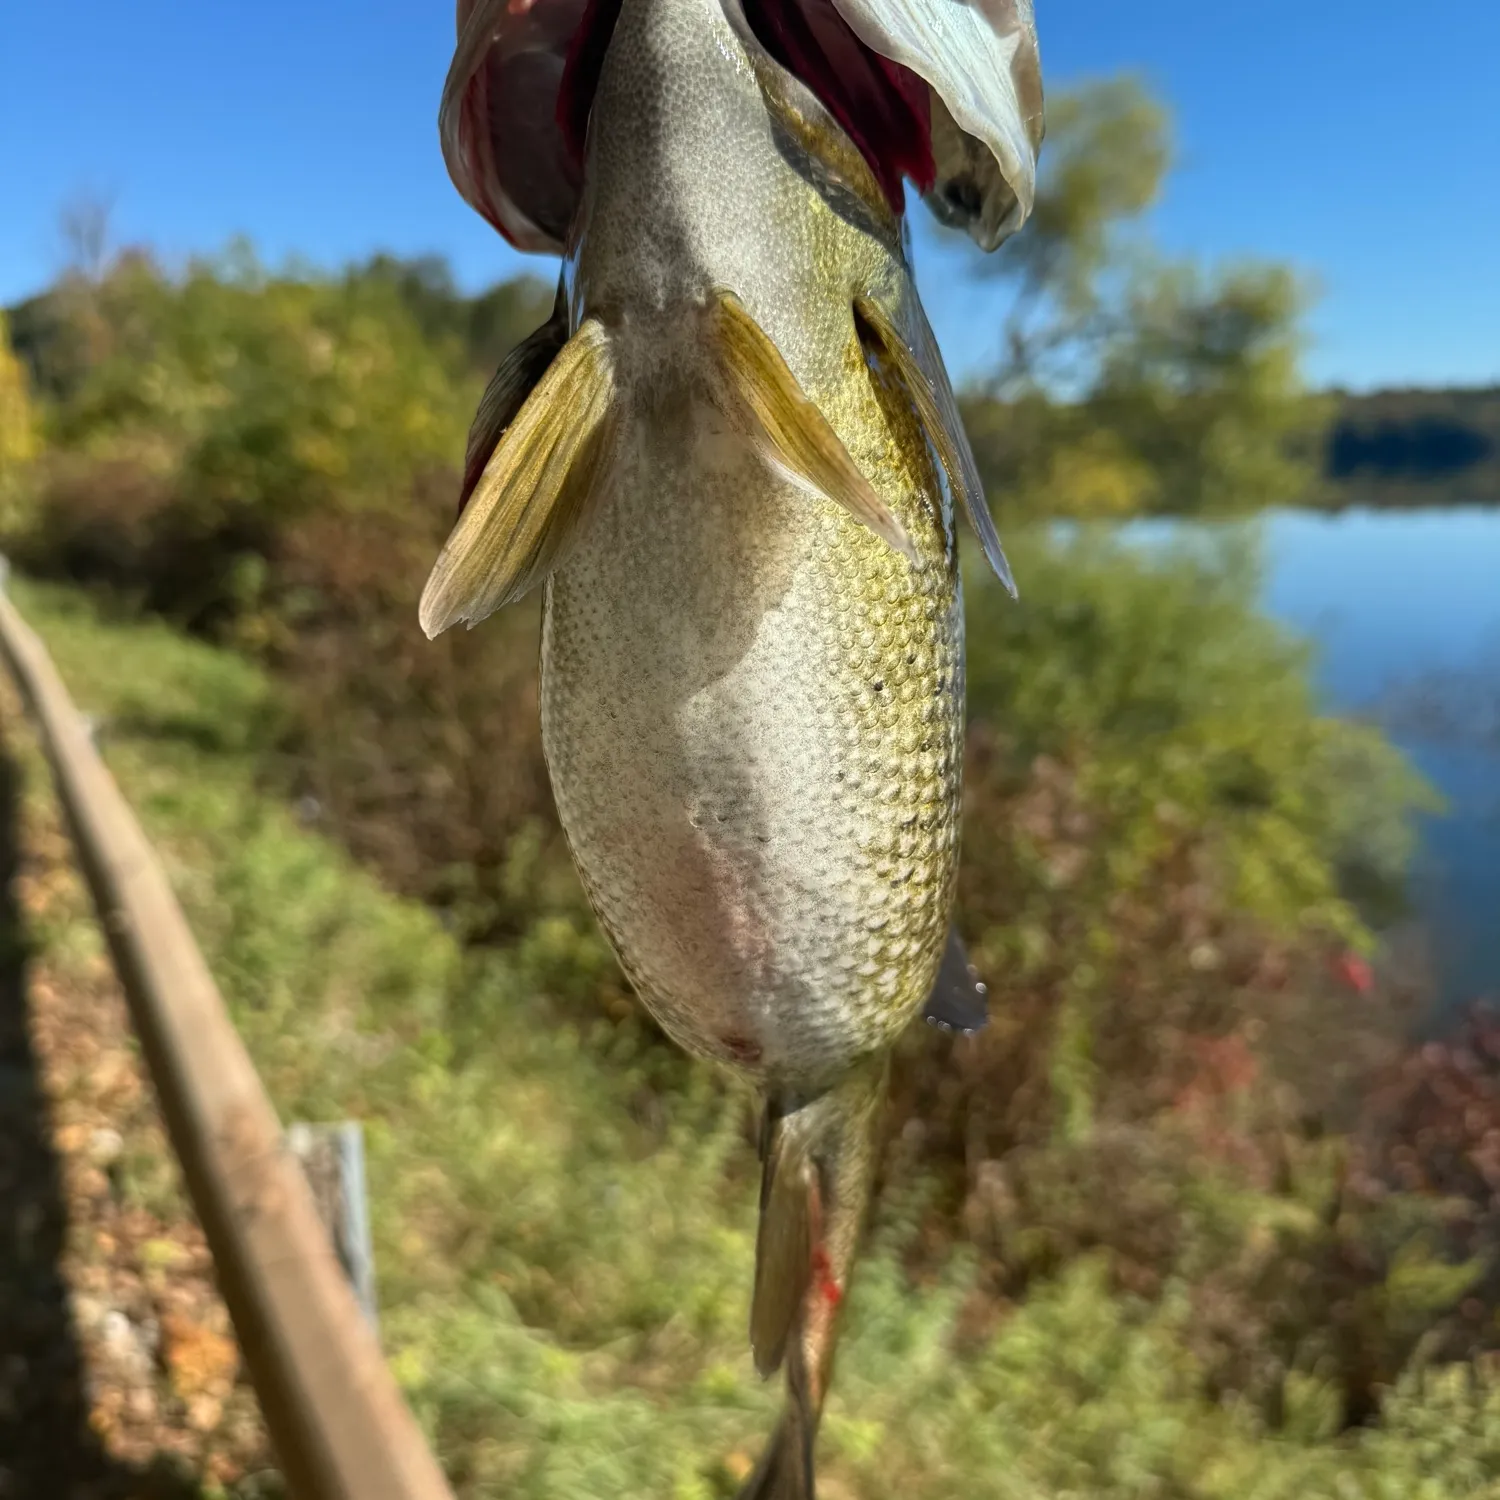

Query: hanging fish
<box><xmin>423</xmin><ymin>0</ymin><xmax>1041</xmax><ymax>1492</ymax></box>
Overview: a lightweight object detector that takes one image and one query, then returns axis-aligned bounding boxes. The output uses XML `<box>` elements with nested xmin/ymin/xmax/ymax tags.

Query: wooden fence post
<box><xmin>0</xmin><ymin>576</ymin><xmax>456</xmax><ymax>1500</ymax></box>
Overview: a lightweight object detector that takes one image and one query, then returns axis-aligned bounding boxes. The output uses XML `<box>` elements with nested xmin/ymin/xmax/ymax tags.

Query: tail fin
<box><xmin>420</xmin><ymin>316</ymin><xmax>620</xmax><ymax>637</ymax></box>
<box><xmin>737</xmin><ymin>1408</ymin><xmax>815</xmax><ymax>1500</ymax></box>
<box><xmin>742</xmin><ymin>1059</ymin><xmax>889</xmax><ymax>1500</ymax></box>
<box><xmin>751</xmin><ymin>1101</ymin><xmax>817</xmax><ymax>1379</ymax></box>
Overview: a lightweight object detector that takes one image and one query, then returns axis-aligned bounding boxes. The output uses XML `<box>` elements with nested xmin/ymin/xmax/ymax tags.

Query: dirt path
<box><xmin>0</xmin><ymin>682</ymin><xmax>276</xmax><ymax>1499</ymax></box>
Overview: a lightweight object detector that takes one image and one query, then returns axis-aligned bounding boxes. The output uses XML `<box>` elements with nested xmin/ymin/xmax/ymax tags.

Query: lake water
<box><xmin>1123</xmin><ymin>508</ymin><xmax>1500</xmax><ymax>1013</ymax></box>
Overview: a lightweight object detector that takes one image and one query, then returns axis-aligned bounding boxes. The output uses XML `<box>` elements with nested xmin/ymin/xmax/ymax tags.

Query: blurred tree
<box><xmin>1089</xmin><ymin>260</ymin><xmax>1329</xmax><ymax>514</ymax></box>
<box><xmin>0</xmin><ymin>311</ymin><xmax>41</xmax><ymax>536</ymax></box>
<box><xmin>0</xmin><ymin>313</ymin><xmax>38</xmax><ymax>474</ymax></box>
<box><xmin>961</xmin><ymin>77</ymin><xmax>1329</xmax><ymax>519</ymax></box>
<box><xmin>351</xmin><ymin>253</ymin><xmax>554</xmax><ymax>375</ymax></box>
<box><xmin>979</xmin><ymin>75</ymin><xmax>1171</xmax><ymax>391</ymax></box>
<box><xmin>58</xmin><ymin>190</ymin><xmax>116</xmax><ymax>283</ymax></box>
<box><xmin>6</xmin><ymin>245</ymin><xmax>556</xmax><ymax>632</ymax></box>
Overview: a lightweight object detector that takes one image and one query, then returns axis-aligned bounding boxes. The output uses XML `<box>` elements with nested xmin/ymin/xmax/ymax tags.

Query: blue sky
<box><xmin>2</xmin><ymin>1</ymin><xmax>1497</xmax><ymax>389</ymax></box>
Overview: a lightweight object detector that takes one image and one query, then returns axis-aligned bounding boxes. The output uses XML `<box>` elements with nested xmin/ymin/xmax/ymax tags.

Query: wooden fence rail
<box><xmin>0</xmin><ymin>578</ymin><xmax>457</xmax><ymax>1500</ymax></box>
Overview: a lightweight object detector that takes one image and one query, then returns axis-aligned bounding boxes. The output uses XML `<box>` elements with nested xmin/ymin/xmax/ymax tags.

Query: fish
<box><xmin>422</xmin><ymin>0</ymin><xmax>1042</xmax><ymax>1492</ymax></box>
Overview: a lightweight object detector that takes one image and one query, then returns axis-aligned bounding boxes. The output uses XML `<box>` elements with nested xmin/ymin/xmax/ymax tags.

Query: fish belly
<box><xmin>539</xmin><ymin>425</ymin><xmax>961</xmax><ymax>1089</ymax></box>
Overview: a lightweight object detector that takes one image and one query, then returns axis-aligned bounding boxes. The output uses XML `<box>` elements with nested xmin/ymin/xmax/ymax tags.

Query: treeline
<box><xmin>949</xmin><ymin>74</ymin><xmax>1496</xmax><ymax>517</ymax></box>
<box><xmin>5</xmin><ymin>247</ymin><xmax>552</xmax><ymax>403</ymax></box>
<box><xmin>958</xmin><ymin>377</ymin><xmax>1500</xmax><ymax>519</ymax></box>
<box><xmin>1317</xmin><ymin>385</ymin><xmax>1500</xmax><ymax>508</ymax></box>
<box><xmin>952</xmin><ymin>79</ymin><xmax>1331</xmax><ymax>522</ymax></box>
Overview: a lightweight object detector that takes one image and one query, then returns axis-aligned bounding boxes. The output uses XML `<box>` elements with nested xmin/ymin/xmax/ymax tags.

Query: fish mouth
<box><xmin>445</xmin><ymin>0</ymin><xmax>930</xmax><ymax>245</ymax></box>
<box><xmin>441</xmin><ymin>0</ymin><xmax>589</xmax><ymax>251</ymax></box>
<box><xmin>732</xmin><ymin>0</ymin><xmax>936</xmax><ymax>216</ymax></box>
<box><xmin>440</xmin><ymin>0</ymin><xmax>1041</xmax><ymax>254</ymax></box>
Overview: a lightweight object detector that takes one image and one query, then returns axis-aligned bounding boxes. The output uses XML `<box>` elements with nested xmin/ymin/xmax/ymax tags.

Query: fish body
<box><xmin>545</xmin><ymin>0</ymin><xmax>962</xmax><ymax>1089</ymax></box>
<box><xmin>423</xmin><ymin>0</ymin><xmax>1041</xmax><ymax>1490</ymax></box>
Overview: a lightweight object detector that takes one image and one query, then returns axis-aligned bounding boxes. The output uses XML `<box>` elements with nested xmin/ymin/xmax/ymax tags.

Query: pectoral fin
<box><xmin>923</xmin><ymin>927</ymin><xmax>989</xmax><ymax>1036</ymax></box>
<box><xmin>458</xmin><ymin>283</ymin><xmax>570</xmax><ymax>515</ymax></box>
<box><xmin>420</xmin><ymin>317</ymin><xmax>619</xmax><ymax>637</ymax></box>
<box><xmin>853</xmin><ymin>291</ymin><xmax>1016</xmax><ymax>597</ymax></box>
<box><xmin>703</xmin><ymin>289</ymin><xmax>915</xmax><ymax>564</ymax></box>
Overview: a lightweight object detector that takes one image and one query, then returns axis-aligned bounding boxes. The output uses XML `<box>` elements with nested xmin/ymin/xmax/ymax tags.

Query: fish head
<box><xmin>440</xmin><ymin>0</ymin><xmax>1043</xmax><ymax>256</ymax></box>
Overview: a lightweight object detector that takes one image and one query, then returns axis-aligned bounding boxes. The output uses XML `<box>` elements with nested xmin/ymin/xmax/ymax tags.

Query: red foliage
<box><xmin>1332</xmin><ymin>950</ymin><xmax>1375</xmax><ymax>995</ymax></box>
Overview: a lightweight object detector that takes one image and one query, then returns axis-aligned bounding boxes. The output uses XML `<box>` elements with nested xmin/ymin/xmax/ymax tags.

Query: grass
<box><xmin>10</xmin><ymin>574</ymin><xmax>1500</xmax><ymax>1499</ymax></box>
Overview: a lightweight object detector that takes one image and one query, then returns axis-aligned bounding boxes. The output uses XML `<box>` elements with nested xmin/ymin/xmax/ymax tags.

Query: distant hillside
<box><xmin>9</xmin><ymin>267</ymin><xmax>1496</xmax><ymax>513</ymax></box>
<box><xmin>1318</xmin><ymin>386</ymin><xmax>1500</xmax><ymax>508</ymax></box>
<box><xmin>3</xmin><ymin>254</ymin><xmax>554</xmax><ymax>405</ymax></box>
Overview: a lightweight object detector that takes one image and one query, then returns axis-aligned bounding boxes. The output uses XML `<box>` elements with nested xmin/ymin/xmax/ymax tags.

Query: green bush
<box><xmin>7</xmin><ymin>247</ymin><xmax>502</xmax><ymax>633</ymax></box>
<box><xmin>12</xmin><ymin>579</ymin><xmax>1495</xmax><ymax>1500</ymax></box>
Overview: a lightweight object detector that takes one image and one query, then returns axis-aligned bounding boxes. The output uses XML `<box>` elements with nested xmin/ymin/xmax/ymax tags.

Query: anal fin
<box><xmin>924</xmin><ymin>927</ymin><xmax>989</xmax><ymax>1036</ymax></box>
